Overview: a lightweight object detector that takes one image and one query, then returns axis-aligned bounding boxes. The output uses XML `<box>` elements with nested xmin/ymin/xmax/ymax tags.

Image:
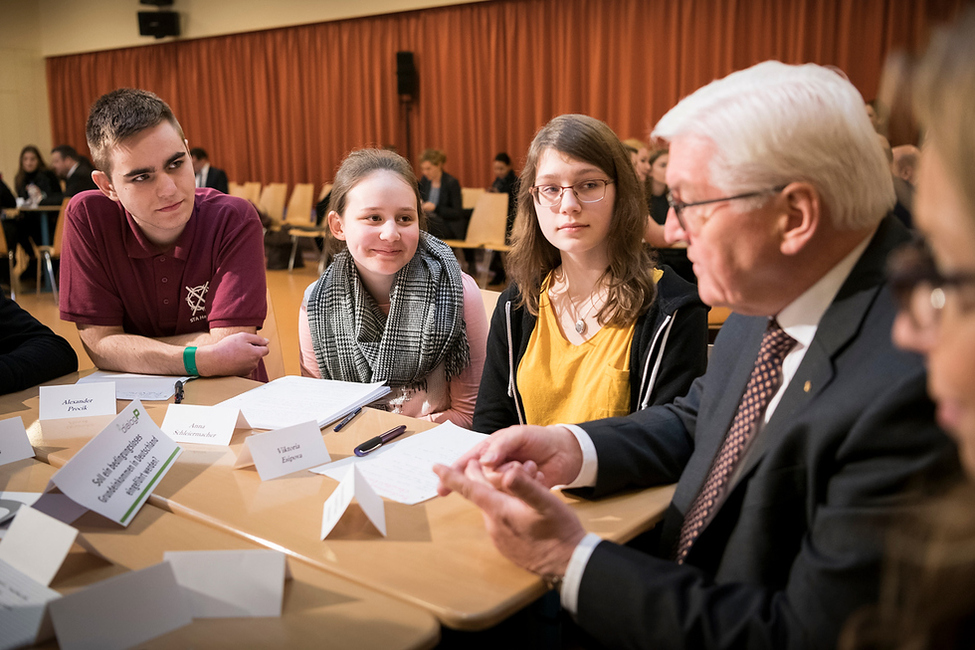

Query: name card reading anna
<box><xmin>39</xmin><ymin>382</ymin><xmax>116</xmax><ymax>420</ymax></box>
<box><xmin>236</xmin><ymin>421</ymin><xmax>331</xmax><ymax>481</ymax></box>
<box><xmin>161</xmin><ymin>404</ymin><xmax>250</xmax><ymax>446</ymax></box>
<box><xmin>49</xmin><ymin>400</ymin><xmax>182</xmax><ymax>527</ymax></box>
<box><xmin>0</xmin><ymin>416</ymin><xmax>34</xmax><ymax>467</ymax></box>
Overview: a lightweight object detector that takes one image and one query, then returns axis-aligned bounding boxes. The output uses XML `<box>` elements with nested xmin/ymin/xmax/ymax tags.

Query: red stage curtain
<box><xmin>46</xmin><ymin>0</ymin><xmax>963</xmax><ymax>189</ymax></box>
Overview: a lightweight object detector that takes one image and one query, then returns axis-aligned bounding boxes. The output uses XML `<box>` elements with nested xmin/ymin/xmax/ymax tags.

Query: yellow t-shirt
<box><xmin>517</xmin><ymin>288</ymin><xmax>635</xmax><ymax>425</ymax></box>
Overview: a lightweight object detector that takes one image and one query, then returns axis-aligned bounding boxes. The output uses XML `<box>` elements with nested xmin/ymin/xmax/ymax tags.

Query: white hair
<box><xmin>652</xmin><ymin>61</ymin><xmax>895</xmax><ymax>230</ymax></box>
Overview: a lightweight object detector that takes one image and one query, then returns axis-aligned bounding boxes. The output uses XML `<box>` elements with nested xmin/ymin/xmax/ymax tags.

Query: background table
<box><xmin>7</xmin><ymin>373</ymin><xmax>675</xmax><ymax>631</ymax></box>
<box><xmin>1</xmin><ymin>458</ymin><xmax>439</xmax><ymax>650</ymax></box>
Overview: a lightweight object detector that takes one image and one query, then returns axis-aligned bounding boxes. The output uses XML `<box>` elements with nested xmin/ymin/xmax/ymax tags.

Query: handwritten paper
<box><xmin>49</xmin><ymin>400</ymin><xmax>181</xmax><ymax>527</ymax></box>
<box><xmin>312</xmin><ymin>421</ymin><xmax>488</xmax><ymax>504</ymax></box>
<box><xmin>48</xmin><ymin>561</ymin><xmax>192</xmax><ymax>650</ymax></box>
<box><xmin>321</xmin><ymin>465</ymin><xmax>386</xmax><ymax>538</ymax></box>
<box><xmin>0</xmin><ymin>416</ymin><xmax>34</xmax><ymax>467</ymax></box>
<box><xmin>0</xmin><ymin>506</ymin><xmax>77</xmax><ymax>587</ymax></box>
<box><xmin>235</xmin><ymin>421</ymin><xmax>330</xmax><ymax>480</ymax></box>
<box><xmin>217</xmin><ymin>375</ymin><xmax>390</xmax><ymax>429</ymax></box>
<box><xmin>163</xmin><ymin>549</ymin><xmax>286</xmax><ymax>618</ymax></box>
<box><xmin>0</xmin><ymin>558</ymin><xmax>60</xmax><ymax>650</ymax></box>
<box><xmin>78</xmin><ymin>371</ymin><xmax>190</xmax><ymax>401</ymax></box>
<box><xmin>39</xmin><ymin>382</ymin><xmax>116</xmax><ymax>420</ymax></box>
<box><xmin>161</xmin><ymin>404</ymin><xmax>249</xmax><ymax>446</ymax></box>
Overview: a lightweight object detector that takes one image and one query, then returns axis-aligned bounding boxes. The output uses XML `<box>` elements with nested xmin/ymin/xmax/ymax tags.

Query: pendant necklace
<box><xmin>555</xmin><ymin>268</ymin><xmax>600</xmax><ymax>336</ymax></box>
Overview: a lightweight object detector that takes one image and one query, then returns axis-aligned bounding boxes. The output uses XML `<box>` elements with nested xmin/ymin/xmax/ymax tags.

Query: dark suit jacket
<box><xmin>204</xmin><ymin>166</ymin><xmax>229</xmax><ymax>194</ymax></box>
<box><xmin>575</xmin><ymin>216</ymin><xmax>960</xmax><ymax>649</ymax></box>
<box><xmin>418</xmin><ymin>172</ymin><xmax>465</xmax><ymax>240</ymax></box>
<box><xmin>39</xmin><ymin>159</ymin><xmax>98</xmax><ymax>206</ymax></box>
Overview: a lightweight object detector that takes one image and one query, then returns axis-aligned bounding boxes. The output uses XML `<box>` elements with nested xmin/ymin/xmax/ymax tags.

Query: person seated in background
<box><xmin>298</xmin><ymin>148</ymin><xmax>488</xmax><ymax>427</ymax></box>
<box><xmin>473</xmin><ymin>114</ymin><xmax>708</xmax><ymax>434</ymax></box>
<box><xmin>9</xmin><ymin>146</ymin><xmax>63</xmax><ymax>282</ymax></box>
<box><xmin>841</xmin><ymin>10</ymin><xmax>975</xmax><ymax>647</ymax></box>
<box><xmin>60</xmin><ymin>88</ymin><xmax>269</xmax><ymax>380</ymax></box>
<box><xmin>190</xmin><ymin>147</ymin><xmax>229</xmax><ymax>194</ymax></box>
<box><xmin>623</xmin><ymin>137</ymin><xmax>669</xmax><ymax>249</ymax></box>
<box><xmin>0</xmin><ymin>294</ymin><xmax>78</xmax><ymax>395</ymax></box>
<box><xmin>436</xmin><ymin>61</ymin><xmax>960</xmax><ymax>649</ymax></box>
<box><xmin>49</xmin><ymin>145</ymin><xmax>98</xmax><ymax>199</ymax></box>
<box><xmin>892</xmin><ymin>144</ymin><xmax>919</xmax><ymax>187</ymax></box>
<box><xmin>417</xmin><ymin>148</ymin><xmax>465</xmax><ymax>241</ymax></box>
<box><xmin>878</xmin><ymin>134</ymin><xmax>914</xmax><ymax>228</ymax></box>
<box><xmin>488</xmin><ymin>152</ymin><xmax>520</xmax><ymax>242</ymax></box>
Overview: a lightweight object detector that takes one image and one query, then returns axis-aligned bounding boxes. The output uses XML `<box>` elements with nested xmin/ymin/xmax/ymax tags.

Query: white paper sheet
<box><xmin>0</xmin><ymin>416</ymin><xmax>34</xmax><ymax>467</ymax></box>
<box><xmin>163</xmin><ymin>549</ymin><xmax>286</xmax><ymax>618</ymax></box>
<box><xmin>0</xmin><ymin>558</ymin><xmax>60</xmax><ymax>650</ymax></box>
<box><xmin>78</xmin><ymin>371</ymin><xmax>191</xmax><ymax>401</ymax></box>
<box><xmin>311</xmin><ymin>421</ymin><xmax>488</xmax><ymax>504</ymax></box>
<box><xmin>217</xmin><ymin>375</ymin><xmax>390</xmax><ymax>429</ymax></box>
<box><xmin>320</xmin><ymin>465</ymin><xmax>386</xmax><ymax>538</ymax></box>
<box><xmin>0</xmin><ymin>492</ymin><xmax>86</xmax><ymax>528</ymax></box>
<box><xmin>48</xmin><ymin>561</ymin><xmax>192</xmax><ymax>650</ymax></box>
<box><xmin>0</xmin><ymin>506</ymin><xmax>77</xmax><ymax>587</ymax></box>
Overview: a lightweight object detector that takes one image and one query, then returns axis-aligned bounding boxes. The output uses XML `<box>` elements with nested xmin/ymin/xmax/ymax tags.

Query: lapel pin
<box><xmin>803</xmin><ymin>380</ymin><xmax>811</xmax><ymax>393</ymax></box>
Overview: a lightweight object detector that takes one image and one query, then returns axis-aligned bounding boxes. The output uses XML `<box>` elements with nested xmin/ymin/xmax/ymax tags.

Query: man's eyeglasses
<box><xmin>888</xmin><ymin>238</ymin><xmax>975</xmax><ymax>330</ymax></box>
<box><xmin>530</xmin><ymin>179</ymin><xmax>613</xmax><ymax>207</ymax></box>
<box><xmin>666</xmin><ymin>186</ymin><xmax>787</xmax><ymax>234</ymax></box>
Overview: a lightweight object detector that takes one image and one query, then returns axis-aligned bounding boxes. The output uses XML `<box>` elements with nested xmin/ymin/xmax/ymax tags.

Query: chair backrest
<box><xmin>480</xmin><ymin>288</ymin><xmax>501</xmax><ymax>322</ymax></box>
<box><xmin>50</xmin><ymin>198</ymin><xmax>71</xmax><ymax>256</ymax></box>
<box><xmin>228</xmin><ymin>182</ymin><xmax>245</xmax><ymax>197</ymax></box>
<box><xmin>318</xmin><ymin>183</ymin><xmax>334</xmax><ymax>203</ymax></box>
<box><xmin>464</xmin><ymin>193</ymin><xmax>509</xmax><ymax>247</ymax></box>
<box><xmin>283</xmin><ymin>183</ymin><xmax>315</xmax><ymax>227</ymax></box>
<box><xmin>258</xmin><ymin>183</ymin><xmax>288</xmax><ymax>226</ymax></box>
<box><xmin>242</xmin><ymin>182</ymin><xmax>262</xmax><ymax>203</ymax></box>
<box><xmin>262</xmin><ymin>286</ymin><xmax>286</xmax><ymax>381</ymax></box>
<box><xmin>462</xmin><ymin>187</ymin><xmax>485</xmax><ymax>210</ymax></box>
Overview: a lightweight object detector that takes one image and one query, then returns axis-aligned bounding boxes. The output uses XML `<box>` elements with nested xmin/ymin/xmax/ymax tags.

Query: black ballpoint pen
<box><xmin>354</xmin><ymin>425</ymin><xmax>407</xmax><ymax>457</ymax></box>
<box><xmin>333</xmin><ymin>406</ymin><xmax>363</xmax><ymax>432</ymax></box>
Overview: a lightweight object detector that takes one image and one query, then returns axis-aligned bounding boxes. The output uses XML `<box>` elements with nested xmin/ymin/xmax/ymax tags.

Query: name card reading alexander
<box><xmin>235</xmin><ymin>421</ymin><xmax>331</xmax><ymax>481</ymax></box>
<box><xmin>49</xmin><ymin>400</ymin><xmax>182</xmax><ymax>527</ymax></box>
<box><xmin>0</xmin><ymin>506</ymin><xmax>77</xmax><ymax>587</ymax></box>
<box><xmin>48</xmin><ymin>561</ymin><xmax>191</xmax><ymax>650</ymax></box>
<box><xmin>39</xmin><ymin>382</ymin><xmax>116</xmax><ymax>420</ymax></box>
<box><xmin>163</xmin><ymin>549</ymin><xmax>287</xmax><ymax>618</ymax></box>
<box><xmin>161</xmin><ymin>404</ymin><xmax>250</xmax><ymax>446</ymax></box>
<box><xmin>0</xmin><ymin>416</ymin><xmax>34</xmax><ymax>467</ymax></box>
<box><xmin>321</xmin><ymin>465</ymin><xmax>386</xmax><ymax>539</ymax></box>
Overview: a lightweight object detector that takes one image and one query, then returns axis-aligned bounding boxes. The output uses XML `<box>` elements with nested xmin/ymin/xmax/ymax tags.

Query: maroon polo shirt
<box><xmin>60</xmin><ymin>188</ymin><xmax>268</xmax><ymax>380</ymax></box>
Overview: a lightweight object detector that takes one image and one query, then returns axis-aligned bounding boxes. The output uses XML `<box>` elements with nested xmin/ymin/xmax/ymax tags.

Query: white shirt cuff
<box><xmin>560</xmin><ymin>424</ymin><xmax>598</xmax><ymax>488</ymax></box>
<box><xmin>560</xmin><ymin>532</ymin><xmax>602</xmax><ymax>615</ymax></box>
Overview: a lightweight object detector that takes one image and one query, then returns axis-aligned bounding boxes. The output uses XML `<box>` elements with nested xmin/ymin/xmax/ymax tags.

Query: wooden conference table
<box><xmin>5</xmin><ymin>373</ymin><xmax>675</xmax><ymax>631</ymax></box>
<box><xmin>1</xmin><ymin>458</ymin><xmax>440</xmax><ymax>650</ymax></box>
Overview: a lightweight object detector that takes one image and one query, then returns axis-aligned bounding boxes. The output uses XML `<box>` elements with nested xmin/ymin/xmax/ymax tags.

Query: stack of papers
<box><xmin>78</xmin><ymin>371</ymin><xmax>191</xmax><ymax>401</ymax></box>
<box><xmin>217</xmin><ymin>376</ymin><xmax>390</xmax><ymax>430</ymax></box>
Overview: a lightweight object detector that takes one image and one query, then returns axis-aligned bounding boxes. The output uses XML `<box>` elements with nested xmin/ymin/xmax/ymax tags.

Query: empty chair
<box><xmin>32</xmin><ymin>198</ymin><xmax>71</xmax><ymax>302</ymax></box>
<box><xmin>257</xmin><ymin>183</ymin><xmax>288</xmax><ymax>229</ymax></box>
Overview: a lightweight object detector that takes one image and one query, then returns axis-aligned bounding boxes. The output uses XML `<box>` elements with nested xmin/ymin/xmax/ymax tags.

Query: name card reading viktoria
<box><xmin>161</xmin><ymin>404</ymin><xmax>249</xmax><ymax>446</ymax></box>
<box><xmin>39</xmin><ymin>382</ymin><xmax>116</xmax><ymax>421</ymax></box>
<box><xmin>49</xmin><ymin>400</ymin><xmax>182</xmax><ymax>527</ymax></box>
<box><xmin>239</xmin><ymin>421</ymin><xmax>331</xmax><ymax>481</ymax></box>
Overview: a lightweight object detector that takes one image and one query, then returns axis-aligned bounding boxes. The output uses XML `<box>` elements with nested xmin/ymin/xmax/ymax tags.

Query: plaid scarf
<box><xmin>306</xmin><ymin>232</ymin><xmax>470</xmax><ymax>392</ymax></box>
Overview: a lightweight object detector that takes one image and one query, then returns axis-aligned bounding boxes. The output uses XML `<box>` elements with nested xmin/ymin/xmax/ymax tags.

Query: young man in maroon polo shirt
<box><xmin>60</xmin><ymin>88</ymin><xmax>269</xmax><ymax>380</ymax></box>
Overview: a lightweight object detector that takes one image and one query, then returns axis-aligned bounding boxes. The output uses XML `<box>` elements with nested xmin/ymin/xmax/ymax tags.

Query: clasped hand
<box><xmin>433</xmin><ymin>425</ymin><xmax>588</xmax><ymax>579</ymax></box>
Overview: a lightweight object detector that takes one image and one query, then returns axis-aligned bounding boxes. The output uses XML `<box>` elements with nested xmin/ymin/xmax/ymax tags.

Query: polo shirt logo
<box><xmin>185</xmin><ymin>281</ymin><xmax>210</xmax><ymax>316</ymax></box>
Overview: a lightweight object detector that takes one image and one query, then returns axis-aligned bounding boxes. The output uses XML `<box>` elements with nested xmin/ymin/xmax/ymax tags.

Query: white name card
<box><xmin>161</xmin><ymin>404</ymin><xmax>249</xmax><ymax>446</ymax></box>
<box><xmin>238</xmin><ymin>421</ymin><xmax>331</xmax><ymax>481</ymax></box>
<box><xmin>0</xmin><ymin>416</ymin><xmax>34</xmax><ymax>467</ymax></box>
<box><xmin>163</xmin><ymin>549</ymin><xmax>287</xmax><ymax>618</ymax></box>
<box><xmin>39</xmin><ymin>382</ymin><xmax>116</xmax><ymax>420</ymax></box>
<box><xmin>49</xmin><ymin>400</ymin><xmax>182</xmax><ymax>527</ymax></box>
<box><xmin>0</xmin><ymin>558</ymin><xmax>61</xmax><ymax>649</ymax></box>
<box><xmin>48</xmin><ymin>561</ymin><xmax>192</xmax><ymax>650</ymax></box>
<box><xmin>321</xmin><ymin>465</ymin><xmax>386</xmax><ymax>539</ymax></box>
<box><xmin>0</xmin><ymin>506</ymin><xmax>77</xmax><ymax>587</ymax></box>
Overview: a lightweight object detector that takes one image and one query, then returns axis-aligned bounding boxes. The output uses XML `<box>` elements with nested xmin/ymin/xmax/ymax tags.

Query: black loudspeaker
<box><xmin>396</xmin><ymin>51</ymin><xmax>418</xmax><ymax>98</ymax></box>
<box><xmin>138</xmin><ymin>11</ymin><xmax>180</xmax><ymax>38</ymax></box>
<box><xmin>140</xmin><ymin>0</ymin><xmax>174</xmax><ymax>6</ymax></box>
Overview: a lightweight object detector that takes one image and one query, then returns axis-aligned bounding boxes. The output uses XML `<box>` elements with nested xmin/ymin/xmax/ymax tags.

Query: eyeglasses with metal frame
<box><xmin>666</xmin><ymin>185</ymin><xmax>787</xmax><ymax>233</ymax></box>
<box><xmin>530</xmin><ymin>179</ymin><xmax>614</xmax><ymax>207</ymax></box>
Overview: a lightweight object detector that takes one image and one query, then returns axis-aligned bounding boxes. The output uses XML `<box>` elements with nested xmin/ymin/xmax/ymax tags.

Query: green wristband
<box><xmin>183</xmin><ymin>346</ymin><xmax>199</xmax><ymax>376</ymax></box>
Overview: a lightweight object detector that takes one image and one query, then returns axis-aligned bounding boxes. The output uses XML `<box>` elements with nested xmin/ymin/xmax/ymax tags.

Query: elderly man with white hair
<box><xmin>435</xmin><ymin>61</ymin><xmax>960</xmax><ymax>649</ymax></box>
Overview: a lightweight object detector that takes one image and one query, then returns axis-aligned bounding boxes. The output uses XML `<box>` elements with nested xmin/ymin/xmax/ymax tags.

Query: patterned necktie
<box><xmin>675</xmin><ymin>320</ymin><xmax>795</xmax><ymax>564</ymax></box>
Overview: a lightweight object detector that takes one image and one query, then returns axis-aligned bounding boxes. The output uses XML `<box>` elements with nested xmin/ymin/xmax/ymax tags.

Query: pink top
<box><xmin>298</xmin><ymin>272</ymin><xmax>487</xmax><ymax>427</ymax></box>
